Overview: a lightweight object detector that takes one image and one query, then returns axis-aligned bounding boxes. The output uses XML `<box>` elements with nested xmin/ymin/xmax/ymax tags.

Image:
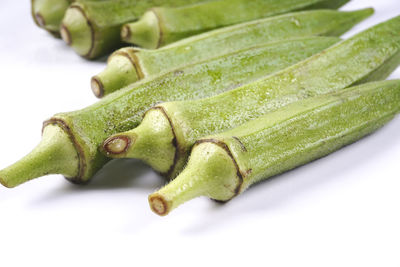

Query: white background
<box><xmin>0</xmin><ymin>1</ymin><xmax>399</xmax><ymax>266</ymax></box>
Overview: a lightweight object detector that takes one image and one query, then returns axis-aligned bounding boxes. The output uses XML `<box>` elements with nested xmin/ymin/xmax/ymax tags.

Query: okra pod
<box><xmin>103</xmin><ymin>15</ymin><xmax>400</xmax><ymax>179</ymax></box>
<box><xmin>31</xmin><ymin>0</ymin><xmax>71</xmax><ymax>36</ymax></box>
<box><xmin>0</xmin><ymin>36</ymin><xmax>337</xmax><ymax>188</ymax></box>
<box><xmin>149</xmin><ymin>80</ymin><xmax>400</xmax><ymax>216</ymax></box>
<box><xmin>94</xmin><ymin>9</ymin><xmax>372</xmax><ymax>97</ymax></box>
<box><xmin>60</xmin><ymin>0</ymin><xmax>207</xmax><ymax>59</ymax></box>
<box><xmin>121</xmin><ymin>0</ymin><xmax>350</xmax><ymax>49</ymax></box>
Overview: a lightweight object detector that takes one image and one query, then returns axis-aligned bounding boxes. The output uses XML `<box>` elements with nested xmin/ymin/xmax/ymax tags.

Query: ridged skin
<box><xmin>98</xmin><ymin>9</ymin><xmax>373</xmax><ymax>96</ymax></box>
<box><xmin>54</xmin><ymin>37</ymin><xmax>338</xmax><ymax>182</ymax></box>
<box><xmin>232</xmin><ymin>81</ymin><xmax>400</xmax><ymax>189</ymax></box>
<box><xmin>115</xmin><ymin>15</ymin><xmax>400</xmax><ymax>179</ymax></box>
<box><xmin>125</xmin><ymin>0</ymin><xmax>350</xmax><ymax>48</ymax></box>
<box><xmin>151</xmin><ymin>80</ymin><xmax>400</xmax><ymax>215</ymax></box>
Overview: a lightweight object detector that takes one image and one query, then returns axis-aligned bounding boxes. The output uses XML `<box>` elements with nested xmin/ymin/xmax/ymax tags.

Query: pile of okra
<box><xmin>1</xmin><ymin>0</ymin><xmax>399</xmax><ymax>216</ymax></box>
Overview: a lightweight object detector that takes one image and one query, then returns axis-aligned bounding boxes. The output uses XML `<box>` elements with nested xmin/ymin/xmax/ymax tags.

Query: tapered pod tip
<box><xmin>102</xmin><ymin>135</ymin><xmax>133</xmax><ymax>156</ymax></box>
<box><xmin>148</xmin><ymin>142</ymin><xmax>242</xmax><ymax>216</ymax></box>
<box><xmin>149</xmin><ymin>194</ymin><xmax>170</xmax><ymax>216</ymax></box>
<box><xmin>92</xmin><ymin>50</ymin><xmax>141</xmax><ymax>97</ymax></box>
<box><xmin>121</xmin><ymin>10</ymin><xmax>161</xmax><ymax>49</ymax></box>
<box><xmin>0</xmin><ymin>124</ymin><xmax>79</xmax><ymax>188</ymax></box>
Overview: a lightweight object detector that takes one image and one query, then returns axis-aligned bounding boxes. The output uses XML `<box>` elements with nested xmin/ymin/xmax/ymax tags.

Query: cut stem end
<box><xmin>121</xmin><ymin>25</ymin><xmax>131</xmax><ymax>41</ymax></box>
<box><xmin>91</xmin><ymin>76</ymin><xmax>104</xmax><ymax>98</ymax></box>
<box><xmin>102</xmin><ymin>135</ymin><xmax>132</xmax><ymax>156</ymax></box>
<box><xmin>149</xmin><ymin>194</ymin><xmax>170</xmax><ymax>216</ymax></box>
<box><xmin>60</xmin><ymin>24</ymin><xmax>72</xmax><ymax>45</ymax></box>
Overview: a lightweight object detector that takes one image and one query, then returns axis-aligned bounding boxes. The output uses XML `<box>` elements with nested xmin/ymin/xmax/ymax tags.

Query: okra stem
<box><xmin>0</xmin><ymin>125</ymin><xmax>79</xmax><ymax>188</ymax></box>
<box><xmin>149</xmin><ymin>80</ymin><xmax>400</xmax><ymax>216</ymax></box>
<box><xmin>122</xmin><ymin>0</ymin><xmax>350</xmax><ymax>49</ymax></box>
<box><xmin>95</xmin><ymin>9</ymin><xmax>373</xmax><ymax>97</ymax></box>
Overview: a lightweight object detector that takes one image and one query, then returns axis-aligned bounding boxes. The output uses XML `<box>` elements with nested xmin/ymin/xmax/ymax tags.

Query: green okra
<box><xmin>93</xmin><ymin>9</ymin><xmax>372</xmax><ymax>97</ymax></box>
<box><xmin>121</xmin><ymin>0</ymin><xmax>350</xmax><ymax>49</ymax></box>
<box><xmin>0</xmin><ymin>36</ymin><xmax>338</xmax><ymax>188</ymax></box>
<box><xmin>31</xmin><ymin>0</ymin><xmax>105</xmax><ymax>36</ymax></box>
<box><xmin>148</xmin><ymin>80</ymin><xmax>400</xmax><ymax>216</ymax></box>
<box><xmin>31</xmin><ymin>0</ymin><xmax>71</xmax><ymax>36</ymax></box>
<box><xmin>103</xmin><ymin>15</ymin><xmax>400</xmax><ymax>179</ymax></box>
<box><xmin>60</xmin><ymin>0</ymin><xmax>208</xmax><ymax>59</ymax></box>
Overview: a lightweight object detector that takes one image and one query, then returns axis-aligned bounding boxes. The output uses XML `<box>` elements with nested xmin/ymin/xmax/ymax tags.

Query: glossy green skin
<box><xmin>125</xmin><ymin>15</ymin><xmax>400</xmax><ymax>178</ymax></box>
<box><xmin>155</xmin><ymin>80</ymin><xmax>400</xmax><ymax>213</ymax></box>
<box><xmin>126</xmin><ymin>0</ymin><xmax>350</xmax><ymax>48</ymax></box>
<box><xmin>99</xmin><ymin>9</ymin><xmax>373</xmax><ymax>96</ymax></box>
<box><xmin>64</xmin><ymin>0</ymin><xmax>208</xmax><ymax>59</ymax></box>
<box><xmin>51</xmin><ymin>37</ymin><xmax>338</xmax><ymax>183</ymax></box>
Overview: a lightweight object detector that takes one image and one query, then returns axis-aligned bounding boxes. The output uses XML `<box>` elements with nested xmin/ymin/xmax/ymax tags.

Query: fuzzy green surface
<box><xmin>135</xmin><ymin>0</ymin><xmax>350</xmax><ymax>48</ymax></box>
<box><xmin>0</xmin><ymin>125</ymin><xmax>79</xmax><ymax>188</ymax></box>
<box><xmin>155</xmin><ymin>80</ymin><xmax>400</xmax><ymax>213</ymax></box>
<box><xmin>134</xmin><ymin>15</ymin><xmax>400</xmax><ymax>178</ymax></box>
<box><xmin>62</xmin><ymin>0</ymin><xmax>210</xmax><ymax>59</ymax></box>
<box><xmin>220</xmin><ymin>80</ymin><xmax>400</xmax><ymax>194</ymax></box>
<box><xmin>60</xmin><ymin>36</ymin><xmax>337</xmax><ymax>182</ymax></box>
<box><xmin>0</xmin><ymin>36</ymin><xmax>337</xmax><ymax>186</ymax></box>
<box><xmin>99</xmin><ymin>9</ymin><xmax>372</xmax><ymax>95</ymax></box>
<box><xmin>101</xmin><ymin>36</ymin><xmax>340</xmax><ymax>168</ymax></box>
<box><xmin>151</xmin><ymin>143</ymin><xmax>240</xmax><ymax>215</ymax></box>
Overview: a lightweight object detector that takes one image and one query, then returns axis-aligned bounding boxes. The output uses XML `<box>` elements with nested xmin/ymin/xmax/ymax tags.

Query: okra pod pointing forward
<box><xmin>93</xmin><ymin>9</ymin><xmax>373</xmax><ymax>97</ymax></box>
<box><xmin>0</xmin><ymin>36</ymin><xmax>337</xmax><ymax>188</ymax></box>
<box><xmin>104</xmin><ymin>15</ymin><xmax>400</xmax><ymax>179</ymax></box>
<box><xmin>60</xmin><ymin>0</ymin><xmax>207</xmax><ymax>59</ymax></box>
<box><xmin>31</xmin><ymin>0</ymin><xmax>71</xmax><ymax>36</ymax></box>
<box><xmin>149</xmin><ymin>80</ymin><xmax>400</xmax><ymax>216</ymax></box>
<box><xmin>121</xmin><ymin>0</ymin><xmax>350</xmax><ymax>49</ymax></box>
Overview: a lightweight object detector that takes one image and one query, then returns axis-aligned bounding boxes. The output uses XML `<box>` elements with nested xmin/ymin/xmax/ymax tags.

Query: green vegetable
<box><xmin>0</xmin><ymin>36</ymin><xmax>337</xmax><ymax>188</ymax></box>
<box><xmin>103</xmin><ymin>15</ymin><xmax>400</xmax><ymax>179</ymax></box>
<box><xmin>31</xmin><ymin>0</ymin><xmax>71</xmax><ymax>36</ymax></box>
<box><xmin>93</xmin><ymin>9</ymin><xmax>372</xmax><ymax>97</ymax></box>
<box><xmin>121</xmin><ymin>0</ymin><xmax>350</xmax><ymax>49</ymax></box>
<box><xmin>148</xmin><ymin>80</ymin><xmax>400</xmax><ymax>216</ymax></box>
<box><xmin>60</xmin><ymin>0</ymin><xmax>208</xmax><ymax>59</ymax></box>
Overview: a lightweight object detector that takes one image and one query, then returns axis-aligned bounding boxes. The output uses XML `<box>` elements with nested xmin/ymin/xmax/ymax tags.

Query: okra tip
<box><xmin>92</xmin><ymin>50</ymin><xmax>141</xmax><ymax>97</ymax></box>
<box><xmin>148</xmin><ymin>141</ymin><xmax>242</xmax><ymax>216</ymax></box>
<box><xmin>102</xmin><ymin>107</ymin><xmax>177</xmax><ymax>174</ymax></box>
<box><xmin>0</xmin><ymin>124</ymin><xmax>79</xmax><ymax>188</ymax></box>
<box><xmin>121</xmin><ymin>10</ymin><xmax>161</xmax><ymax>49</ymax></box>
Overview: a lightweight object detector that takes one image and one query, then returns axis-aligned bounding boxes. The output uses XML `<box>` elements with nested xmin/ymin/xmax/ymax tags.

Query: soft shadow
<box><xmin>33</xmin><ymin>158</ymin><xmax>165</xmax><ymax>203</ymax></box>
<box><xmin>182</xmin><ymin>120</ymin><xmax>400</xmax><ymax>234</ymax></box>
